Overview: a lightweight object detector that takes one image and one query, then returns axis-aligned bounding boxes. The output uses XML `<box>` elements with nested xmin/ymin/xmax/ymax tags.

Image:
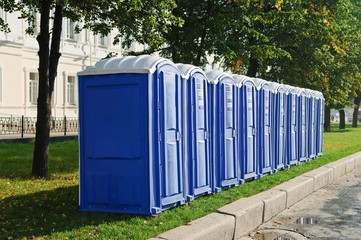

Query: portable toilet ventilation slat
<box><xmin>234</xmin><ymin>75</ymin><xmax>259</xmax><ymax>181</ymax></box>
<box><xmin>176</xmin><ymin>64</ymin><xmax>212</xmax><ymax>201</ymax></box>
<box><xmin>270</xmin><ymin>82</ymin><xmax>286</xmax><ymax>171</ymax></box>
<box><xmin>284</xmin><ymin>85</ymin><xmax>299</xmax><ymax>166</ymax></box>
<box><xmin>78</xmin><ymin>55</ymin><xmax>185</xmax><ymax>215</ymax></box>
<box><xmin>253</xmin><ymin>78</ymin><xmax>273</xmax><ymax>176</ymax></box>
<box><xmin>206</xmin><ymin>70</ymin><xmax>238</xmax><ymax>192</ymax></box>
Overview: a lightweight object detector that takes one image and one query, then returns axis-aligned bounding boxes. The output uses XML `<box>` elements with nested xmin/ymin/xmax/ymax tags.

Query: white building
<box><xmin>0</xmin><ymin>10</ymin><xmax>148</xmax><ymax>118</ymax></box>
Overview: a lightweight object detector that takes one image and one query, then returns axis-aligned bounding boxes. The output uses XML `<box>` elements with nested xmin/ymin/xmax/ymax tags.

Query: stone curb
<box><xmin>149</xmin><ymin>212</ymin><xmax>235</xmax><ymax>240</ymax></box>
<box><xmin>149</xmin><ymin>151</ymin><xmax>361</xmax><ymax>240</ymax></box>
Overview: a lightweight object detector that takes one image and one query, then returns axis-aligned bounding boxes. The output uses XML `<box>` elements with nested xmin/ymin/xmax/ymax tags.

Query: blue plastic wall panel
<box><xmin>316</xmin><ymin>98</ymin><xmax>324</xmax><ymax>156</ymax></box>
<box><xmin>155</xmin><ymin>63</ymin><xmax>185</xmax><ymax>212</ymax></box>
<box><xmin>308</xmin><ymin>95</ymin><xmax>317</xmax><ymax>159</ymax></box>
<box><xmin>286</xmin><ymin>91</ymin><xmax>298</xmax><ymax>166</ymax></box>
<box><xmin>208</xmin><ymin>83</ymin><xmax>219</xmax><ymax>192</ymax></box>
<box><xmin>185</xmin><ymin>72</ymin><xmax>211</xmax><ymax>201</ymax></box>
<box><xmin>240</xmin><ymin>81</ymin><xmax>258</xmax><ymax>181</ymax></box>
<box><xmin>258</xmin><ymin>84</ymin><xmax>273</xmax><ymax>176</ymax></box>
<box><xmin>78</xmin><ymin>73</ymin><xmax>150</xmax><ymax>215</ymax></box>
<box><xmin>274</xmin><ymin>89</ymin><xmax>286</xmax><ymax>171</ymax></box>
<box><xmin>298</xmin><ymin>93</ymin><xmax>308</xmax><ymax>162</ymax></box>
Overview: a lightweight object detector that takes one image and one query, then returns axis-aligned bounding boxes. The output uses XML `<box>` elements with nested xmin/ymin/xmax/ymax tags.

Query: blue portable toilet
<box><xmin>315</xmin><ymin>91</ymin><xmax>325</xmax><ymax>157</ymax></box>
<box><xmin>206</xmin><ymin>70</ymin><xmax>238</xmax><ymax>192</ymax></box>
<box><xmin>296</xmin><ymin>87</ymin><xmax>308</xmax><ymax>162</ymax></box>
<box><xmin>235</xmin><ymin>75</ymin><xmax>258</xmax><ymax>181</ymax></box>
<box><xmin>77</xmin><ymin>55</ymin><xmax>185</xmax><ymax>215</ymax></box>
<box><xmin>233</xmin><ymin>75</ymin><xmax>258</xmax><ymax>183</ymax></box>
<box><xmin>176</xmin><ymin>63</ymin><xmax>212</xmax><ymax>201</ymax></box>
<box><xmin>307</xmin><ymin>90</ymin><xmax>318</xmax><ymax>159</ymax></box>
<box><xmin>270</xmin><ymin>82</ymin><xmax>287</xmax><ymax>171</ymax></box>
<box><xmin>253</xmin><ymin>78</ymin><xmax>273</xmax><ymax>176</ymax></box>
<box><xmin>284</xmin><ymin>85</ymin><xmax>299</xmax><ymax>166</ymax></box>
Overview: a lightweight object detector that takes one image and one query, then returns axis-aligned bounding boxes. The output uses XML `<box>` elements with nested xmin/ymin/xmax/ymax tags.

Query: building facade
<box><xmin>0</xmin><ymin>10</ymin><xmax>148</xmax><ymax>118</ymax></box>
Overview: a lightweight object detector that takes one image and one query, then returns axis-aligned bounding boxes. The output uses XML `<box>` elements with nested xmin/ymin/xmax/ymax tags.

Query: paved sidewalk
<box><xmin>150</xmin><ymin>152</ymin><xmax>361</xmax><ymax>240</ymax></box>
<box><xmin>0</xmin><ymin>132</ymin><xmax>78</xmax><ymax>143</ymax></box>
<box><xmin>241</xmin><ymin>166</ymin><xmax>361</xmax><ymax>239</ymax></box>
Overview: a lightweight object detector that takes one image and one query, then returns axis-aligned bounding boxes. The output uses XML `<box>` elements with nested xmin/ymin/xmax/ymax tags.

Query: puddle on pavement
<box><xmin>295</xmin><ymin>217</ymin><xmax>318</xmax><ymax>225</ymax></box>
<box><xmin>254</xmin><ymin>232</ymin><xmax>295</xmax><ymax>240</ymax></box>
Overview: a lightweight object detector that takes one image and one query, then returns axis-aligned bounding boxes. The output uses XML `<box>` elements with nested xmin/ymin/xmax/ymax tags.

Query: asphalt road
<box><xmin>240</xmin><ymin>166</ymin><xmax>361</xmax><ymax>240</ymax></box>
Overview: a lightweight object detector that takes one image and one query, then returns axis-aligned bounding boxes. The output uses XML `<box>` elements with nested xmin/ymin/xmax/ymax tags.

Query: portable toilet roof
<box><xmin>232</xmin><ymin>74</ymin><xmax>249</xmax><ymax>87</ymax></box>
<box><xmin>253</xmin><ymin>78</ymin><xmax>272</xmax><ymax>91</ymax></box>
<box><xmin>205</xmin><ymin>70</ymin><xmax>234</xmax><ymax>84</ymax></box>
<box><xmin>283</xmin><ymin>84</ymin><xmax>297</xmax><ymax>95</ymax></box>
<box><xmin>313</xmin><ymin>90</ymin><xmax>324</xmax><ymax>99</ymax></box>
<box><xmin>295</xmin><ymin>87</ymin><xmax>307</xmax><ymax>97</ymax></box>
<box><xmin>237</xmin><ymin>75</ymin><xmax>257</xmax><ymax>88</ymax></box>
<box><xmin>77</xmin><ymin>55</ymin><xmax>173</xmax><ymax>76</ymax></box>
<box><xmin>304</xmin><ymin>89</ymin><xmax>313</xmax><ymax>98</ymax></box>
<box><xmin>269</xmin><ymin>82</ymin><xmax>286</xmax><ymax>94</ymax></box>
<box><xmin>175</xmin><ymin>63</ymin><xmax>209</xmax><ymax>82</ymax></box>
<box><xmin>252</xmin><ymin>78</ymin><xmax>266</xmax><ymax>90</ymax></box>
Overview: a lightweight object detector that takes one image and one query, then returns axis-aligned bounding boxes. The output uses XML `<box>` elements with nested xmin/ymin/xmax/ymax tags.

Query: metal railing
<box><xmin>0</xmin><ymin>115</ymin><xmax>78</xmax><ymax>137</ymax></box>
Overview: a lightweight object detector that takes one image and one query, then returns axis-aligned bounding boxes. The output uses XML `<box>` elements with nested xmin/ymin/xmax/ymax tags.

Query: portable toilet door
<box><xmin>270</xmin><ymin>82</ymin><xmax>286</xmax><ymax>171</ymax></box>
<box><xmin>176</xmin><ymin>64</ymin><xmax>212</xmax><ymax>201</ymax></box>
<box><xmin>206</xmin><ymin>70</ymin><xmax>238</xmax><ymax>192</ymax></box>
<box><xmin>253</xmin><ymin>78</ymin><xmax>273</xmax><ymax>176</ymax></box>
<box><xmin>308</xmin><ymin>90</ymin><xmax>318</xmax><ymax>159</ymax></box>
<box><xmin>297</xmin><ymin>87</ymin><xmax>308</xmax><ymax>162</ymax></box>
<box><xmin>316</xmin><ymin>91</ymin><xmax>325</xmax><ymax>157</ymax></box>
<box><xmin>284</xmin><ymin>85</ymin><xmax>298</xmax><ymax>166</ymax></box>
<box><xmin>235</xmin><ymin>76</ymin><xmax>258</xmax><ymax>181</ymax></box>
<box><xmin>77</xmin><ymin>55</ymin><xmax>185</xmax><ymax>215</ymax></box>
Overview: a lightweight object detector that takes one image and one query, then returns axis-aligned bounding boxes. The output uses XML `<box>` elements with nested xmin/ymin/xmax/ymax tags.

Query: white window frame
<box><xmin>29</xmin><ymin>71</ymin><xmax>39</xmax><ymax>105</ymax></box>
<box><xmin>94</xmin><ymin>33</ymin><xmax>110</xmax><ymax>47</ymax></box>
<box><xmin>67</xmin><ymin>75</ymin><xmax>76</xmax><ymax>105</ymax></box>
<box><xmin>63</xmin><ymin>71</ymin><xmax>77</xmax><ymax>107</ymax></box>
<box><xmin>65</xmin><ymin>18</ymin><xmax>75</xmax><ymax>40</ymax></box>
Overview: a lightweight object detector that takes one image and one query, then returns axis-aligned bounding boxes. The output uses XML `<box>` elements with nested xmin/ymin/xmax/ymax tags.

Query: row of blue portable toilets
<box><xmin>77</xmin><ymin>55</ymin><xmax>324</xmax><ymax>215</ymax></box>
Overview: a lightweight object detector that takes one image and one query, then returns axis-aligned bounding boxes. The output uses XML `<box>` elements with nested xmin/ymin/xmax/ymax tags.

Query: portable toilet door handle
<box><xmin>232</xmin><ymin>129</ymin><xmax>237</xmax><ymax>138</ymax></box>
<box><xmin>204</xmin><ymin>131</ymin><xmax>208</xmax><ymax>140</ymax></box>
<box><xmin>176</xmin><ymin>132</ymin><xmax>181</xmax><ymax>141</ymax></box>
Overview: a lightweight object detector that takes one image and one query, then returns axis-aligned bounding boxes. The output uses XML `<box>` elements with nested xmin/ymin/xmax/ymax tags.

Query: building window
<box><xmin>95</xmin><ymin>33</ymin><xmax>109</xmax><ymax>47</ymax></box>
<box><xmin>67</xmin><ymin>76</ymin><xmax>75</xmax><ymax>105</ymax></box>
<box><xmin>29</xmin><ymin>72</ymin><xmax>39</xmax><ymax>104</ymax></box>
<box><xmin>66</xmin><ymin>18</ymin><xmax>75</xmax><ymax>40</ymax></box>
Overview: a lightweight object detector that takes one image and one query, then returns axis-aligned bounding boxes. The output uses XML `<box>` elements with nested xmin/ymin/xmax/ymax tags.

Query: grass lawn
<box><xmin>1</xmin><ymin>123</ymin><xmax>361</xmax><ymax>239</ymax></box>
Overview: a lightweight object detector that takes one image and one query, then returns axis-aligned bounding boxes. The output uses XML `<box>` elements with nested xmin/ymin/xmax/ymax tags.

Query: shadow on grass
<box><xmin>0</xmin><ymin>140</ymin><xmax>79</xmax><ymax>181</ymax></box>
<box><xmin>0</xmin><ymin>185</ymin><xmax>147</xmax><ymax>239</ymax></box>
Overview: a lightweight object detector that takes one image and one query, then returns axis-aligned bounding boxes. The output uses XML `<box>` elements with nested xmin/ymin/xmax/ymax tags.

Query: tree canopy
<box><xmin>131</xmin><ymin>0</ymin><xmax>361</xmax><ymax>131</ymax></box>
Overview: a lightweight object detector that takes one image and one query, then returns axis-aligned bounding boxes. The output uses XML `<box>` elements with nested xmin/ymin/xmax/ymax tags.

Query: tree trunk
<box><xmin>195</xmin><ymin>0</ymin><xmax>212</xmax><ymax>66</ymax></box>
<box><xmin>352</xmin><ymin>90</ymin><xmax>361</xmax><ymax>127</ymax></box>
<box><xmin>195</xmin><ymin>28</ymin><xmax>206</xmax><ymax>66</ymax></box>
<box><xmin>339</xmin><ymin>109</ymin><xmax>345</xmax><ymax>129</ymax></box>
<box><xmin>32</xmin><ymin>2</ymin><xmax>63</xmax><ymax>177</ymax></box>
<box><xmin>247</xmin><ymin>57</ymin><xmax>259</xmax><ymax>77</ymax></box>
<box><xmin>324</xmin><ymin>105</ymin><xmax>331</xmax><ymax>132</ymax></box>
